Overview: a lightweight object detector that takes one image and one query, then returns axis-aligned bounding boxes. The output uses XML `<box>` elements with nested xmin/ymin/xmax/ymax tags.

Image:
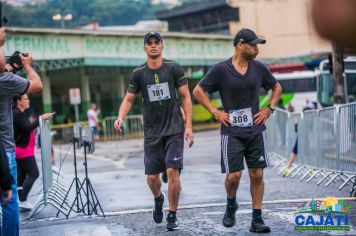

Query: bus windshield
<box><xmin>317</xmin><ymin>57</ymin><xmax>356</xmax><ymax>107</ymax></box>
<box><xmin>265</xmin><ymin>71</ymin><xmax>318</xmax><ymax>112</ymax></box>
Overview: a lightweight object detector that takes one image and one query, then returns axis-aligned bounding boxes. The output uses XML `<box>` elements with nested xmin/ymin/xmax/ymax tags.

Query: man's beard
<box><xmin>244</xmin><ymin>52</ymin><xmax>257</xmax><ymax>60</ymax></box>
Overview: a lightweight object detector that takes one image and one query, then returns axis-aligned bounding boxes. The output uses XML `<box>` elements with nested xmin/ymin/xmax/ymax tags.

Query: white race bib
<box><xmin>147</xmin><ymin>82</ymin><xmax>171</xmax><ymax>102</ymax></box>
<box><xmin>229</xmin><ymin>108</ymin><xmax>253</xmax><ymax>127</ymax></box>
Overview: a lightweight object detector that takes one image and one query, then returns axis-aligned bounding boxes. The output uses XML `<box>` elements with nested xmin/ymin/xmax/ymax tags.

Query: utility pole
<box><xmin>331</xmin><ymin>42</ymin><xmax>346</xmax><ymax>104</ymax></box>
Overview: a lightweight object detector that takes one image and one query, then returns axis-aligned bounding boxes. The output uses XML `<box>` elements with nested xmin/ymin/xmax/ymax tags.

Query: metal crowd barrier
<box><xmin>102</xmin><ymin>115</ymin><xmax>144</xmax><ymax>141</ymax></box>
<box><xmin>50</xmin><ymin>115</ymin><xmax>143</xmax><ymax>143</ymax></box>
<box><xmin>26</xmin><ymin>118</ymin><xmax>69</xmax><ymax>219</ymax></box>
<box><xmin>266</xmin><ymin>102</ymin><xmax>356</xmax><ymax>195</ymax></box>
<box><xmin>266</xmin><ymin>109</ymin><xmax>300</xmax><ymax>170</ymax></box>
<box><xmin>51</xmin><ymin>121</ymin><xmax>88</xmax><ymax>143</ymax></box>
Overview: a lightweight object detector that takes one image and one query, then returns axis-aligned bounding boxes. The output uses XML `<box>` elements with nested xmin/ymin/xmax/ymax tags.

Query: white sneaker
<box><xmin>19</xmin><ymin>200</ymin><xmax>33</xmax><ymax>211</ymax></box>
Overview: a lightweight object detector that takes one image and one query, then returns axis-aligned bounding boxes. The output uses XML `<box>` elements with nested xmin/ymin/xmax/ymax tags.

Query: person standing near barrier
<box><xmin>0</xmin><ymin>42</ymin><xmax>43</xmax><ymax>235</ymax></box>
<box><xmin>0</xmin><ymin>26</ymin><xmax>13</xmax><ymax>236</ymax></box>
<box><xmin>87</xmin><ymin>103</ymin><xmax>100</xmax><ymax>140</ymax></box>
<box><xmin>193</xmin><ymin>28</ymin><xmax>282</xmax><ymax>233</ymax></box>
<box><xmin>12</xmin><ymin>94</ymin><xmax>53</xmax><ymax>211</ymax></box>
<box><xmin>282</xmin><ymin>119</ymin><xmax>298</xmax><ymax>177</ymax></box>
<box><xmin>114</xmin><ymin>32</ymin><xmax>193</xmax><ymax>231</ymax></box>
<box><xmin>0</xmin><ymin>28</ymin><xmax>13</xmax><ymax>233</ymax></box>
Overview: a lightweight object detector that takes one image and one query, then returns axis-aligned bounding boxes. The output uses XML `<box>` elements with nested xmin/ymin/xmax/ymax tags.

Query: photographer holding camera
<box><xmin>0</xmin><ymin>27</ymin><xmax>14</xmax><ymax>236</ymax></box>
<box><xmin>0</xmin><ymin>37</ymin><xmax>43</xmax><ymax>235</ymax></box>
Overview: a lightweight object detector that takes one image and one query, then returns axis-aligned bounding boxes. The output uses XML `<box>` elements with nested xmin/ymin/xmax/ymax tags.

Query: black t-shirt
<box><xmin>199</xmin><ymin>58</ymin><xmax>277</xmax><ymax>137</ymax></box>
<box><xmin>127</xmin><ymin>59</ymin><xmax>187</xmax><ymax>137</ymax></box>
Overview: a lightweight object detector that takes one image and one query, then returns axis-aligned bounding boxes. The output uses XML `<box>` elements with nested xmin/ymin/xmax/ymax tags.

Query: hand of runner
<box><xmin>253</xmin><ymin>108</ymin><xmax>272</xmax><ymax>125</ymax></box>
<box><xmin>213</xmin><ymin>110</ymin><xmax>230</xmax><ymax>127</ymax></box>
<box><xmin>114</xmin><ymin>118</ymin><xmax>124</xmax><ymax>133</ymax></box>
<box><xmin>184</xmin><ymin>127</ymin><xmax>194</xmax><ymax>148</ymax></box>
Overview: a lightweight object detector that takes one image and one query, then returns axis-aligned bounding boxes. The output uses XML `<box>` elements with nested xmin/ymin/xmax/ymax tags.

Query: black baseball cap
<box><xmin>143</xmin><ymin>32</ymin><xmax>163</xmax><ymax>44</ymax></box>
<box><xmin>233</xmin><ymin>28</ymin><xmax>266</xmax><ymax>46</ymax></box>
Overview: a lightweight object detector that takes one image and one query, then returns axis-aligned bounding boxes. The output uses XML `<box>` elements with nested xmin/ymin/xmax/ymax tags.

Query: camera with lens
<box><xmin>5</xmin><ymin>51</ymin><xmax>29</xmax><ymax>74</ymax></box>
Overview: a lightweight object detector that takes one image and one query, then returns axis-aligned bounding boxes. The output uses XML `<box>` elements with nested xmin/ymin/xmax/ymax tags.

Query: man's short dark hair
<box><xmin>12</xmin><ymin>94</ymin><xmax>22</xmax><ymax>106</ymax></box>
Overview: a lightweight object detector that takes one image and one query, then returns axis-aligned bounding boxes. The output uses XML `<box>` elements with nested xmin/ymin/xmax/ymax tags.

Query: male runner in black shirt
<box><xmin>193</xmin><ymin>28</ymin><xmax>282</xmax><ymax>233</ymax></box>
<box><xmin>114</xmin><ymin>32</ymin><xmax>193</xmax><ymax>231</ymax></box>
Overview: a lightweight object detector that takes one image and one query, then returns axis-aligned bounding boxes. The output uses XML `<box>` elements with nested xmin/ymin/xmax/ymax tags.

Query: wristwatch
<box><xmin>267</xmin><ymin>104</ymin><xmax>276</xmax><ymax>113</ymax></box>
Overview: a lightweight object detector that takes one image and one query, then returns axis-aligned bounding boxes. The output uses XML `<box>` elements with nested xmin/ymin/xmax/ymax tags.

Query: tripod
<box><xmin>71</xmin><ymin>140</ymin><xmax>105</xmax><ymax>216</ymax></box>
<box><xmin>57</xmin><ymin>138</ymin><xmax>85</xmax><ymax>217</ymax></box>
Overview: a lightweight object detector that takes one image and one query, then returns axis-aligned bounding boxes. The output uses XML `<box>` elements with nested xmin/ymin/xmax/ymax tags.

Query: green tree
<box><xmin>3</xmin><ymin>0</ymin><xmax>160</xmax><ymax>28</ymax></box>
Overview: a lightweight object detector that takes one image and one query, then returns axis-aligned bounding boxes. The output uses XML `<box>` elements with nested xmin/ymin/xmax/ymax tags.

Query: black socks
<box><xmin>155</xmin><ymin>193</ymin><xmax>163</xmax><ymax>202</ymax></box>
<box><xmin>168</xmin><ymin>210</ymin><xmax>176</xmax><ymax>216</ymax></box>
<box><xmin>252</xmin><ymin>209</ymin><xmax>262</xmax><ymax>219</ymax></box>
<box><xmin>227</xmin><ymin>197</ymin><xmax>237</xmax><ymax>207</ymax></box>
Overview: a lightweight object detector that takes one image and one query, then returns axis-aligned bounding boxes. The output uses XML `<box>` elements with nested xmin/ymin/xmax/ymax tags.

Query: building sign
<box><xmin>4</xmin><ymin>29</ymin><xmax>232</xmax><ymax>66</ymax></box>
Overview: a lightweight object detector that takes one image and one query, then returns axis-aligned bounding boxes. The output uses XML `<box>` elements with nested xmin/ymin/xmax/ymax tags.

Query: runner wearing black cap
<box><xmin>114</xmin><ymin>31</ymin><xmax>194</xmax><ymax>231</ymax></box>
<box><xmin>193</xmin><ymin>28</ymin><xmax>282</xmax><ymax>233</ymax></box>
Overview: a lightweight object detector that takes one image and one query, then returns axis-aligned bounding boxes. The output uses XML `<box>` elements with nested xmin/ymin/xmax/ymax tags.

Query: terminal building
<box><xmin>4</xmin><ymin>28</ymin><xmax>232</xmax><ymax>123</ymax></box>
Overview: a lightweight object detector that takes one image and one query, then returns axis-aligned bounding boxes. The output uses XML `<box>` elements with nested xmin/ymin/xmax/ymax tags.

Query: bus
<box><xmin>264</xmin><ymin>70</ymin><xmax>319</xmax><ymax>112</ymax></box>
<box><xmin>190</xmin><ymin>57</ymin><xmax>356</xmax><ymax>122</ymax></box>
<box><xmin>317</xmin><ymin>57</ymin><xmax>356</xmax><ymax>107</ymax></box>
<box><xmin>190</xmin><ymin>70</ymin><xmax>319</xmax><ymax>122</ymax></box>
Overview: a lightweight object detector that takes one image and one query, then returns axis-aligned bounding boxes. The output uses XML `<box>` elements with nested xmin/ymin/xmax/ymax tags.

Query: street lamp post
<box><xmin>52</xmin><ymin>13</ymin><xmax>72</xmax><ymax>28</ymax></box>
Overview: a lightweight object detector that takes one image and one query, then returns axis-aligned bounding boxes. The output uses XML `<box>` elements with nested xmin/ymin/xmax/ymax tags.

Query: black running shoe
<box><xmin>250</xmin><ymin>217</ymin><xmax>271</xmax><ymax>233</ymax></box>
<box><xmin>161</xmin><ymin>172</ymin><xmax>168</xmax><ymax>183</ymax></box>
<box><xmin>152</xmin><ymin>194</ymin><xmax>164</xmax><ymax>223</ymax></box>
<box><xmin>166</xmin><ymin>213</ymin><xmax>179</xmax><ymax>231</ymax></box>
<box><xmin>222</xmin><ymin>203</ymin><xmax>238</xmax><ymax>227</ymax></box>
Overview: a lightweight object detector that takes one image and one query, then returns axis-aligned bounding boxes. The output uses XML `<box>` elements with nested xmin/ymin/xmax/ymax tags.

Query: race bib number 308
<box><xmin>229</xmin><ymin>108</ymin><xmax>253</xmax><ymax>127</ymax></box>
<box><xmin>147</xmin><ymin>82</ymin><xmax>171</xmax><ymax>102</ymax></box>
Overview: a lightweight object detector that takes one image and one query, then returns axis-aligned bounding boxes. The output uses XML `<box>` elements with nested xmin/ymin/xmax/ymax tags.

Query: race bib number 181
<box><xmin>229</xmin><ymin>108</ymin><xmax>253</xmax><ymax>127</ymax></box>
<box><xmin>147</xmin><ymin>82</ymin><xmax>171</xmax><ymax>102</ymax></box>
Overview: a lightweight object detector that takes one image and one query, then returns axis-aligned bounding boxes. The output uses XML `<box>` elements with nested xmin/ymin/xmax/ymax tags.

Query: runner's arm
<box><xmin>178</xmin><ymin>83</ymin><xmax>194</xmax><ymax>147</ymax></box>
<box><xmin>193</xmin><ymin>84</ymin><xmax>230</xmax><ymax>127</ymax></box>
<box><xmin>193</xmin><ymin>84</ymin><xmax>218</xmax><ymax>115</ymax></box>
<box><xmin>254</xmin><ymin>82</ymin><xmax>283</xmax><ymax>125</ymax></box>
<box><xmin>269</xmin><ymin>82</ymin><xmax>283</xmax><ymax>107</ymax></box>
<box><xmin>114</xmin><ymin>92</ymin><xmax>137</xmax><ymax>132</ymax></box>
<box><xmin>178</xmin><ymin>84</ymin><xmax>192</xmax><ymax>128</ymax></box>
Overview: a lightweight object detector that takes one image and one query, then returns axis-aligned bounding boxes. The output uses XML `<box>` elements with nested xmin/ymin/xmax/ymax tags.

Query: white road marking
<box><xmin>20</xmin><ymin>197</ymin><xmax>356</xmax><ymax>224</ymax></box>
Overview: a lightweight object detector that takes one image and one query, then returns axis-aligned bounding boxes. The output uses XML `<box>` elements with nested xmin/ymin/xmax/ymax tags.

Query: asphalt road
<box><xmin>19</xmin><ymin>130</ymin><xmax>355</xmax><ymax>235</ymax></box>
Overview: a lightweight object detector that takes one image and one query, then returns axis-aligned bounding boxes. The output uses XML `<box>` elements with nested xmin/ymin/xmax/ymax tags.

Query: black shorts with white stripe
<box><xmin>220</xmin><ymin>131</ymin><xmax>269</xmax><ymax>173</ymax></box>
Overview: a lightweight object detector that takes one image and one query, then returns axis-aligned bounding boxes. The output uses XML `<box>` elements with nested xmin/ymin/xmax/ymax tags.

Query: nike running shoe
<box><xmin>166</xmin><ymin>213</ymin><xmax>179</xmax><ymax>231</ymax></box>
